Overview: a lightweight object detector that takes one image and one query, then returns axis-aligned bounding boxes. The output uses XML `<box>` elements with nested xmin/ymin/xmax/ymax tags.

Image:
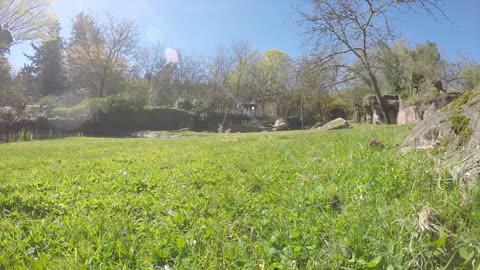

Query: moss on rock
<box><xmin>449</xmin><ymin>109</ymin><xmax>473</xmax><ymax>143</ymax></box>
<box><xmin>451</xmin><ymin>90</ymin><xmax>478</xmax><ymax>109</ymax></box>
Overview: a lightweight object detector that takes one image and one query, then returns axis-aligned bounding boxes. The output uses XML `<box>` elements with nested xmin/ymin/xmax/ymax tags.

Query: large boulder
<box><xmin>402</xmin><ymin>89</ymin><xmax>480</xmax><ymax>186</ymax></box>
<box><xmin>272</xmin><ymin>119</ymin><xmax>288</xmax><ymax>131</ymax></box>
<box><xmin>316</xmin><ymin>118</ymin><xmax>351</xmax><ymax>131</ymax></box>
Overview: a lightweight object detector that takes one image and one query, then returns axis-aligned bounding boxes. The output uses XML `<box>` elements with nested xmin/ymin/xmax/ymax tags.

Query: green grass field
<box><xmin>1</xmin><ymin>125</ymin><xmax>479</xmax><ymax>269</ymax></box>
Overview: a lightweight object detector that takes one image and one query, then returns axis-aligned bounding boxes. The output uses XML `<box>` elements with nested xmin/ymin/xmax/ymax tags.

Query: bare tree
<box><xmin>296</xmin><ymin>0</ymin><xmax>445</xmax><ymax>123</ymax></box>
<box><xmin>173</xmin><ymin>52</ymin><xmax>207</xmax><ymax>96</ymax></box>
<box><xmin>440</xmin><ymin>53</ymin><xmax>476</xmax><ymax>90</ymax></box>
<box><xmin>139</xmin><ymin>43</ymin><xmax>169</xmax><ymax>105</ymax></box>
<box><xmin>221</xmin><ymin>40</ymin><xmax>252</xmax><ymax>127</ymax></box>
<box><xmin>208</xmin><ymin>45</ymin><xmax>234</xmax><ymax>113</ymax></box>
<box><xmin>67</xmin><ymin>13</ymin><xmax>139</xmax><ymax>98</ymax></box>
<box><xmin>0</xmin><ymin>0</ymin><xmax>54</xmax><ymax>45</ymax></box>
<box><xmin>97</xmin><ymin>15</ymin><xmax>139</xmax><ymax>97</ymax></box>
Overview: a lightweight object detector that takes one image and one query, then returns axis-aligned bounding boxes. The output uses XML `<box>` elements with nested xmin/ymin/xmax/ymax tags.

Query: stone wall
<box><xmin>364</xmin><ymin>95</ymin><xmax>400</xmax><ymax>124</ymax></box>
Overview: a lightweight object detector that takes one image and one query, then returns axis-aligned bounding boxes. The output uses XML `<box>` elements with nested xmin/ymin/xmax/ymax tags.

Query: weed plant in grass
<box><xmin>0</xmin><ymin>125</ymin><xmax>479</xmax><ymax>269</ymax></box>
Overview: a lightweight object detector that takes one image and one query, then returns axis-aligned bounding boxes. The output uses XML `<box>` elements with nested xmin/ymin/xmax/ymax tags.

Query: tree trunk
<box><xmin>368</xmin><ymin>71</ymin><xmax>390</xmax><ymax>124</ymax></box>
<box><xmin>316</xmin><ymin>101</ymin><xmax>324</xmax><ymax>124</ymax></box>
<box><xmin>99</xmin><ymin>76</ymin><xmax>106</xmax><ymax>98</ymax></box>
<box><xmin>284</xmin><ymin>99</ymin><xmax>291</xmax><ymax>119</ymax></box>
<box><xmin>434</xmin><ymin>80</ymin><xmax>444</xmax><ymax>92</ymax></box>
<box><xmin>300</xmin><ymin>101</ymin><xmax>304</xmax><ymax>130</ymax></box>
<box><xmin>221</xmin><ymin>103</ymin><xmax>231</xmax><ymax>129</ymax></box>
<box><xmin>222</xmin><ymin>74</ymin><xmax>243</xmax><ymax>128</ymax></box>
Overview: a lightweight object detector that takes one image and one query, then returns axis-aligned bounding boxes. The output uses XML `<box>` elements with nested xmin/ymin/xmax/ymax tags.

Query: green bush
<box><xmin>174</xmin><ymin>95</ymin><xmax>207</xmax><ymax>112</ymax></box>
<box><xmin>51</xmin><ymin>95</ymin><xmax>197</xmax><ymax>133</ymax></box>
<box><xmin>38</xmin><ymin>96</ymin><xmax>59</xmax><ymax>107</ymax></box>
<box><xmin>50</xmin><ymin>98</ymin><xmax>93</xmax><ymax>119</ymax></box>
<box><xmin>51</xmin><ymin>105</ymin><xmax>88</xmax><ymax>119</ymax></box>
<box><xmin>327</xmin><ymin>99</ymin><xmax>350</xmax><ymax>120</ymax></box>
<box><xmin>0</xmin><ymin>84</ymin><xmax>24</xmax><ymax>108</ymax></box>
<box><xmin>50</xmin><ymin>96</ymin><xmax>143</xmax><ymax>119</ymax></box>
<box><xmin>451</xmin><ymin>90</ymin><xmax>478</xmax><ymax>109</ymax></box>
<box><xmin>98</xmin><ymin>95</ymin><xmax>143</xmax><ymax>114</ymax></box>
<box><xmin>449</xmin><ymin>110</ymin><xmax>473</xmax><ymax>143</ymax></box>
<box><xmin>460</xmin><ymin>65</ymin><xmax>480</xmax><ymax>90</ymax></box>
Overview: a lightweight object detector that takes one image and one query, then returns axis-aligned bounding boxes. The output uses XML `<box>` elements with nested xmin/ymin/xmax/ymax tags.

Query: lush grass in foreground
<box><xmin>1</xmin><ymin>125</ymin><xmax>479</xmax><ymax>269</ymax></box>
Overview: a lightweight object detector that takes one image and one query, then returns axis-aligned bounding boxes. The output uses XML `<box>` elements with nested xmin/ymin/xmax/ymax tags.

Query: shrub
<box><xmin>174</xmin><ymin>95</ymin><xmax>207</xmax><ymax>112</ymax></box>
<box><xmin>449</xmin><ymin>110</ymin><xmax>473</xmax><ymax>143</ymax></box>
<box><xmin>327</xmin><ymin>99</ymin><xmax>350</xmax><ymax>120</ymax></box>
<box><xmin>0</xmin><ymin>107</ymin><xmax>17</xmax><ymax>122</ymax></box>
<box><xmin>451</xmin><ymin>90</ymin><xmax>478</xmax><ymax>109</ymax></box>
<box><xmin>50</xmin><ymin>99</ymin><xmax>92</xmax><ymax>119</ymax></box>
<box><xmin>38</xmin><ymin>96</ymin><xmax>59</xmax><ymax>107</ymax></box>
<box><xmin>49</xmin><ymin>95</ymin><xmax>143</xmax><ymax>120</ymax></box>
<box><xmin>460</xmin><ymin>65</ymin><xmax>480</xmax><ymax>90</ymax></box>
<box><xmin>98</xmin><ymin>95</ymin><xmax>143</xmax><ymax>114</ymax></box>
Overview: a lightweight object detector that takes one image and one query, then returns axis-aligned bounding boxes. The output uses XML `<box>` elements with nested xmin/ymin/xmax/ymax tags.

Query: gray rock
<box><xmin>272</xmin><ymin>119</ymin><xmax>288</xmax><ymax>131</ymax></box>
<box><xmin>397</xmin><ymin>92</ymin><xmax>462</xmax><ymax>125</ymax></box>
<box><xmin>311</xmin><ymin>122</ymin><xmax>323</xmax><ymax>129</ymax></box>
<box><xmin>316</xmin><ymin>118</ymin><xmax>351</xmax><ymax>131</ymax></box>
<box><xmin>402</xmin><ymin>90</ymin><xmax>480</xmax><ymax>186</ymax></box>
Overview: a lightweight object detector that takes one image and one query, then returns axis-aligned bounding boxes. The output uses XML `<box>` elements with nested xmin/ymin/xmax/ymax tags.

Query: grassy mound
<box><xmin>1</xmin><ymin>125</ymin><xmax>479</xmax><ymax>269</ymax></box>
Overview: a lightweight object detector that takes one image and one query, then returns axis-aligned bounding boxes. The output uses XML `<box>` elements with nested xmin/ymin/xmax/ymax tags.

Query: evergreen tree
<box><xmin>17</xmin><ymin>64</ymin><xmax>39</xmax><ymax>100</ymax></box>
<box><xmin>0</xmin><ymin>56</ymin><xmax>24</xmax><ymax>107</ymax></box>
<box><xmin>69</xmin><ymin>12</ymin><xmax>101</xmax><ymax>45</ymax></box>
<box><xmin>24</xmin><ymin>20</ymin><xmax>67</xmax><ymax>97</ymax></box>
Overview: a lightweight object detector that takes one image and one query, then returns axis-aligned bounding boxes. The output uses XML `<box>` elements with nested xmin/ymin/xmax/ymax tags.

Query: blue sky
<box><xmin>9</xmin><ymin>0</ymin><xmax>480</xmax><ymax>70</ymax></box>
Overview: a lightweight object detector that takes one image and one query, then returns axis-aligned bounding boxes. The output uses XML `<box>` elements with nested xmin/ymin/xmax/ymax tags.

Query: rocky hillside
<box><xmin>402</xmin><ymin>89</ymin><xmax>480</xmax><ymax>186</ymax></box>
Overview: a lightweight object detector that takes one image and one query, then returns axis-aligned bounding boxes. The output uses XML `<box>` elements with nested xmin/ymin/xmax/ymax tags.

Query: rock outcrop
<box><xmin>363</xmin><ymin>93</ymin><xmax>461</xmax><ymax>125</ymax></box>
<box><xmin>316</xmin><ymin>118</ymin><xmax>351</xmax><ymax>131</ymax></box>
<box><xmin>397</xmin><ymin>92</ymin><xmax>462</xmax><ymax>125</ymax></box>
<box><xmin>402</xmin><ymin>90</ymin><xmax>480</xmax><ymax>185</ymax></box>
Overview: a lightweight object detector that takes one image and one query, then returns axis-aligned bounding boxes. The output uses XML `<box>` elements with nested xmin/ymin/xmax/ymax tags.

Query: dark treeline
<box><xmin>1</xmin><ymin>0</ymin><xmax>480</xmax><ymax>127</ymax></box>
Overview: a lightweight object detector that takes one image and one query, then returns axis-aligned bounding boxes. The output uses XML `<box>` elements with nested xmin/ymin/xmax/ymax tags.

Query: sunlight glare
<box><xmin>165</xmin><ymin>48</ymin><xmax>179</xmax><ymax>64</ymax></box>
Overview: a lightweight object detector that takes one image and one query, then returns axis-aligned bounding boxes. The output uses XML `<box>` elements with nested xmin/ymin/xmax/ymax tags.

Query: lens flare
<box><xmin>165</xmin><ymin>48</ymin><xmax>179</xmax><ymax>64</ymax></box>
